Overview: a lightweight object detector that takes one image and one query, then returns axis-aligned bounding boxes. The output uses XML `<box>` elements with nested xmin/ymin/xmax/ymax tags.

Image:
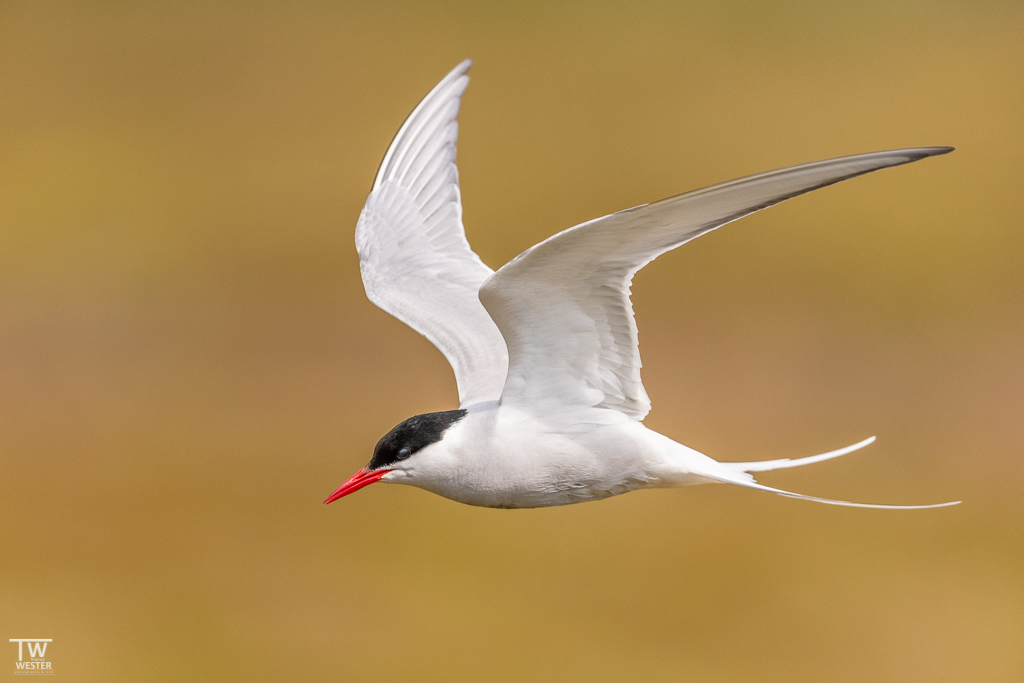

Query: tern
<box><xmin>326</xmin><ymin>60</ymin><xmax>957</xmax><ymax>510</ymax></box>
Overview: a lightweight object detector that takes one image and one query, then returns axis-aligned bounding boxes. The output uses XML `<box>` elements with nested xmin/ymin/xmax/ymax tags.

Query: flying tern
<box><xmin>326</xmin><ymin>59</ymin><xmax>957</xmax><ymax>510</ymax></box>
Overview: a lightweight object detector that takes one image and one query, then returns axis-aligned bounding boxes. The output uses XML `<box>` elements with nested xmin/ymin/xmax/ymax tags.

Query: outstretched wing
<box><xmin>356</xmin><ymin>60</ymin><xmax>508</xmax><ymax>407</ymax></box>
<box><xmin>480</xmin><ymin>147</ymin><xmax>953</xmax><ymax>420</ymax></box>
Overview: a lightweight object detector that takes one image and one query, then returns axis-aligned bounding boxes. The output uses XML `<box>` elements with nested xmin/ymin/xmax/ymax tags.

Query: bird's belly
<box><xmin>421</xmin><ymin>475</ymin><xmax>613</xmax><ymax>508</ymax></box>
<box><xmin>426</xmin><ymin>475</ymin><xmax>644</xmax><ymax>509</ymax></box>
<box><xmin>417</xmin><ymin>421</ymin><xmax>664</xmax><ymax>508</ymax></box>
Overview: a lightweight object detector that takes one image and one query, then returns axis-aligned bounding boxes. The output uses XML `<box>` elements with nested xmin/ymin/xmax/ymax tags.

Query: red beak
<box><xmin>324</xmin><ymin>467</ymin><xmax>390</xmax><ymax>504</ymax></box>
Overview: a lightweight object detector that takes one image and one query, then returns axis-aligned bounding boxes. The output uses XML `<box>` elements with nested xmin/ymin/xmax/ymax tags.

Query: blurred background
<box><xmin>0</xmin><ymin>1</ymin><xmax>1021</xmax><ymax>681</ymax></box>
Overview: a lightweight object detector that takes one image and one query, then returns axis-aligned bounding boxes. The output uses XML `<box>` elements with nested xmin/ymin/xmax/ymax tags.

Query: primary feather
<box><xmin>356</xmin><ymin>59</ymin><xmax>508</xmax><ymax>407</ymax></box>
<box><xmin>480</xmin><ymin>148</ymin><xmax>953</xmax><ymax>420</ymax></box>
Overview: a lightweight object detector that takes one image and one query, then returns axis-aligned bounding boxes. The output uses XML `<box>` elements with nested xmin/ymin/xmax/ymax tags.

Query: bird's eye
<box><xmin>397</xmin><ymin>447</ymin><xmax>412</xmax><ymax>460</ymax></box>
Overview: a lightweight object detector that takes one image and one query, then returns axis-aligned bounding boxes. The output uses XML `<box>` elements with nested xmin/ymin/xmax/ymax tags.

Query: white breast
<box><xmin>393</xmin><ymin>404</ymin><xmax>686</xmax><ymax>508</ymax></box>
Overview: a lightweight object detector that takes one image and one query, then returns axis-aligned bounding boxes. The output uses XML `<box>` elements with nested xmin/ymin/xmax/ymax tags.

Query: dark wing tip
<box><xmin>918</xmin><ymin>146</ymin><xmax>955</xmax><ymax>157</ymax></box>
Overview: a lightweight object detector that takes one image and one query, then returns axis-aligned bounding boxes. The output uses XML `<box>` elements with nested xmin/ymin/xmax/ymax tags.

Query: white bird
<box><xmin>326</xmin><ymin>59</ymin><xmax>957</xmax><ymax>510</ymax></box>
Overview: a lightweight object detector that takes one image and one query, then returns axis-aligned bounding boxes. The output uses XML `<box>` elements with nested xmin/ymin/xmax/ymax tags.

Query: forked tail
<box><xmin>726</xmin><ymin>436</ymin><xmax>877</xmax><ymax>473</ymax></box>
<box><xmin>712</xmin><ymin>437</ymin><xmax>959</xmax><ymax>510</ymax></box>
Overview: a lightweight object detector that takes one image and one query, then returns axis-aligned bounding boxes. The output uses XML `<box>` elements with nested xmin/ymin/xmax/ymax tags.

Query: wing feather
<box><xmin>480</xmin><ymin>147</ymin><xmax>953</xmax><ymax>419</ymax></box>
<box><xmin>357</xmin><ymin>60</ymin><xmax>508</xmax><ymax>406</ymax></box>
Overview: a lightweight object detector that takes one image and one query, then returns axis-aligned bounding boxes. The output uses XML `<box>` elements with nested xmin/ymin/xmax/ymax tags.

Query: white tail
<box><xmin>713</xmin><ymin>437</ymin><xmax>959</xmax><ymax>509</ymax></box>
<box><xmin>724</xmin><ymin>436</ymin><xmax>877</xmax><ymax>473</ymax></box>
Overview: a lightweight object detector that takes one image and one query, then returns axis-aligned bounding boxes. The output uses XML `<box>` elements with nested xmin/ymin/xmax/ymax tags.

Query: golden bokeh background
<box><xmin>1</xmin><ymin>2</ymin><xmax>1022</xmax><ymax>681</ymax></box>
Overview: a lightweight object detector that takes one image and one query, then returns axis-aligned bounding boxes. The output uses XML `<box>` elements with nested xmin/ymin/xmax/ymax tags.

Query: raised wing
<box><xmin>480</xmin><ymin>147</ymin><xmax>953</xmax><ymax>420</ymax></box>
<box><xmin>356</xmin><ymin>60</ymin><xmax>508</xmax><ymax>407</ymax></box>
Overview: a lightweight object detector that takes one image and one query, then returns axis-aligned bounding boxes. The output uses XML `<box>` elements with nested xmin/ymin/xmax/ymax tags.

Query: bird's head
<box><xmin>324</xmin><ymin>409</ymin><xmax>467</xmax><ymax>503</ymax></box>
